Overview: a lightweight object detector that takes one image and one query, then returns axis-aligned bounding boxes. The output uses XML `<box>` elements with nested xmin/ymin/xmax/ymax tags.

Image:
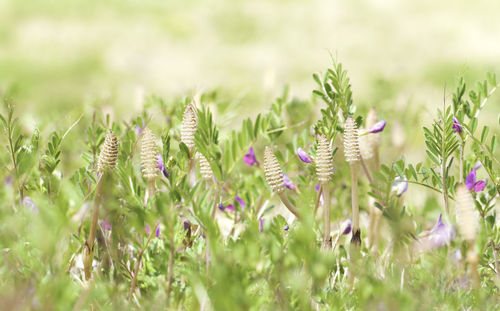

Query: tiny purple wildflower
<box><xmin>259</xmin><ymin>218</ymin><xmax>264</xmax><ymax>232</ymax></box>
<box><xmin>465</xmin><ymin>165</ymin><xmax>487</xmax><ymax>192</ymax></box>
<box><xmin>145</xmin><ymin>224</ymin><xmax>151</xmax><ymax>236</ymax></box>
<box><xmin>297</xmin><ymin>147</ymin><xmax>312</xmax><ymax>163</ymax></box>
<box><xmin>101</xmin><ymin>219</ymin><xmax>112</xmax><ymax>231</ymax></box>
<box><xmin>342</xmin><ymin>219</ymin><xmax>352</xmax><ymax>235</ymax></box>
<box><xmin>235</xmin><ymin>195</ymin><xmax>246</xmax><ymax>211</ymax></box>
<box><xmin>157</xmin><ymin>154</ymin><xmax>169</xmax><ymax>178</ymax></box>
<box><xmin>368</xmin><ymin>120</ymin><xmax>386</xmax><ymax>133</ymax></box>
<box><xmin>243</xmin><ymin>147</ymin><xmax>258</xmax><ymax>166</ymax></box>
<box><xmin>284</xmin><ymin>225</ymin><xmax>289</xmax><ymax>231</ymax></box>
<box><xmin>23</xmin><ymin>197</ymin><xmax>39</xmax><ymax>214</ymax></box>
<box><xmin>452</xmin><ymin>117</ymin><xmax>463</xmax><ymax>134</ymax></box>
<box><xmin>283</xmin><ymin>174</ymin><xmax>297</xmax><ymax>190</ymax></box>
<box><xmin>416</xmin><ymin>214</ymin><xmax>455</xmax><ymax>252</ymax></box>
<box><xmin>226</xmin><ymin>204</ymin><xmax>235</xmax><ymax>212</ymax></box>
<box><xmin>218</xmin><ymin>203</ymin><xmax>226</xmax><ymax>211</ymax></box>
<box><xmin>155</xmin><ymin>225</ymin><xmax>160</xmax><ymax>238</ymax></box>
<box><xmin>392</xmin><ymin>176</ymin><xmax>408</xmax><ymax>196</ymax></box>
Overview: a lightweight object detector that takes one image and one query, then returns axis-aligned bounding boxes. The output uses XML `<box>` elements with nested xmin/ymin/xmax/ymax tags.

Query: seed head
<box><xmin>97</xmin><ymin>131</ymin><xmax>118</xmax><ymax>173</ymax></box>
<box><xmin>316</xmin><ymin>134</ymin><xmax>334</xmax><ymax>183</ymax></box>
<box><xmin>455</xmin><ymin>185</ymin><xmax>478</xmax><ymax>242</ymax></box>
<box><xmin>181</xmin><ymin>103</ymin><xmax>197</xmax><ymax>152</ymax></box>
<box><xmin>344</xmin><ymin>116</ymin><xmax>360</xmax><ymax>162</ymax></box>
<box><xmin>141</xmin><ymin>128</ymin><xmax>159</xmax><ymax>179</ymax></box>
<box><xmin>264</xmin><ymin>146</ymin><xmax>284</xmax><ymax>193</ymax></box>
<box><xmin>197</xmin><ymin>153</ymin><xmax>213</xmax><ymax>181</ymax></box>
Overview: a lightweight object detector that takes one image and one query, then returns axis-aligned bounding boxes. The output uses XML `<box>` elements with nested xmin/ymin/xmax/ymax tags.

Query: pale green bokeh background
<box><xmin>1</xmin><ymin>0</ymin><xmax>499</xmax><ymax>118</ymax></box>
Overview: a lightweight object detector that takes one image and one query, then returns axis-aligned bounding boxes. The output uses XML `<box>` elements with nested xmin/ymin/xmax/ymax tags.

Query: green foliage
<box><xmin>1</xmin><ymin>66</ymin><xmax>500</xmax><ymax>310</ymax></box>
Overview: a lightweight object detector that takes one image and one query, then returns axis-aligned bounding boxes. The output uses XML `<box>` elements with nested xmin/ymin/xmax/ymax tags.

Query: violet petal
<box><xmin>226</xmin><ymin>204</ymin><xmax>235</xmax><ymax>212</ymax></box>
<box><xmin>259</xmin><ymin>218</ymin><xmax>264</xmax><ymax>233</ymax></box>
<box><xmin>101</xmin><ymin>219</ymin><xmax>112</xmax><ymax>231</ymax></box>
<box><xmin>235</xmin><ymin>195</ymin><xmax>246</xmax><ymax>211</ymax></box>
<box><xmin>473</xmin><ymin>180</ymin><xmax>486</xmax><ymax>192</ymax></box>
<box><xmin>418</xmin><ymin>214</ymin><xmax>456</xmax><ymax>251</ymax></box>
<box><xmin>155</xmin><ymin>225</ymin><xmax>160</xmax><ymax>238</ymax></box>
<box><xmin>243</xmin><ymin>147</ymin><xmax>258</xmax><ymax>166</ymax></box>
<box><xmin>452</xmin><ymin>117</ymin><xmax>463</xmax><ymax>133</ymax></box>
<box><xmin>145</xmin><ymin>224</ymin><xmax>150</xmax><ymax>236</ymax></box>
<box><xmin>283</xmin><ymin>174</ymin><xmax>297</xmax><ymax>190</ymax></box>
<box><xmin>392</xmin><ymin>176</ymin><xmax>408</xmax><ymax>196</ymax></box>
<box><xmin>368</xmin><ymin>120</ymin><xmax>386</xmax><ymax>133</ymax></box>
<box><xmin>297</xmin><ymin>147</ymin><xmax>312</xmax><ymax>163</ymax></box>
<box><xmin>465</xmin><ymin>169</ymin><xmax>476</xmax><ymax>191</ymax></box>
<box><xmin>342</xmin><ymin>219</ymin><xmax>352</xmax><ymax>235</ymax></box>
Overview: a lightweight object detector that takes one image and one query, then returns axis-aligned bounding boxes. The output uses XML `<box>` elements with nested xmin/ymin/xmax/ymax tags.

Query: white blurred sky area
<box><xmin>0</xmin><ymin>0</ymin><xmax>499</xmax><ymax>118</ymax></box>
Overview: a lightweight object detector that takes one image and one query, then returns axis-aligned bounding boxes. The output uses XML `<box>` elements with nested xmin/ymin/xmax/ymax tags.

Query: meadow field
<box><xmin>1</xmin><ymin>0</ymin><xmax>500</xmax><ymax>310</ymax></box>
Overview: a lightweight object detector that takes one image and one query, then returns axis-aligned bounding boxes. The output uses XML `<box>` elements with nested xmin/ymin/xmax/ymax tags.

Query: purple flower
<box><xmin>243</xmin><ymin>147</ymin><xmax>258</xmax><ymax>166</ymax></box>
<box><xmin>452</xmin><ymin>117</ymin><xmax>462</xmax><ymax>134</ymax></box>
<box><xmin>157</xmin><ymin>155</ymin><xmax>169</xmax><ymax>178</ymax></box>
<box><xmin>392</xmin><ymin>176</ymin><xmax>408</xmax><ymax>196</ymax></box>
<box><xmin>5</xmin><ymin>176</ymin><xmax>12</xmax><ymax>185</ymax></box>
<box><xmin>284</xmin><ymin>225</ymin><xmax>289</xmax><ymax>231</ymax></box>
<box><xmin>342</xmin><ymin>219</ymin><xmax>352</xmax><ymax>235</ymax></box>
<box><xmin>23</xmin><ymin>197</ymin><xmax>39</xmax><ymax>214</ymax></box>
<box><xmin>145</xmin><ymin>224</ymin><xmax>151</xmax><ymax>236</ymax></box>
<box><xmin>235</xmin><ymin>195</ymin><xmax>246</xmax><ymax>211</ymax></box>
<box><xmin>259</xmin><ymin>218</ymin><xmax>264</xmax><ymax>232</ymax></box>
<box><xmin>155</xmin><ymin>225</ymin><xmax>160</xmax><ymax>238</ymax></box>
<box><xmin>101</xmin><ymin>219</ymin><xmax>112</xmax><ymax>231</ymax></box>
<box><xmin>368</xmin><ymin>120</ymin><xmax>386</xmax><ymax>133</ymax></box>
<box><xmin>225</xmin><ymin>204</ymin><xmax>235</xmax><ymax>212</ymax></box>
<box><xmin>465</xmin><ymin>164</ymin><xmax>486</xmax><ymax>192</ymax></box>
<box><xmin>297</xmin><ymin>147</ymin><xmax>312</xmax><ymax>163</ymax></box>
<box><xmin>416</xmin><ymin>214</ymin><xmax>455</xmax><ymax>252</ymax></box>
<box><xmin>218</xmin><ymin>203</ymin><xmax>226</xmax><ymax>211</ymax></box>
<box><xmin>283</xmin><ymin>174</ymin><xmax>297</xmax><ymax>190</ymax></box>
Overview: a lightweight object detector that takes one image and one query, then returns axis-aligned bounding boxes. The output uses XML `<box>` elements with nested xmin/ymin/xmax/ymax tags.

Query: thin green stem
<box><xmin>129</xmin><ymin>232</ymin><xmax>154</xmax><ymax>301</ymax></box>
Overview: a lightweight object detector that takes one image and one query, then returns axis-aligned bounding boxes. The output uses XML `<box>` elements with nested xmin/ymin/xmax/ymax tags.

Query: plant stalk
<box><xmin>278</xmin><ymin>192</ymin><xmax>299</xmax><ymax>218</ymax></box>
<box><xmin>166</xmin><ymin>221</ymin><xmax>176</xmax><ymax>305</ymax></box>
<box><xmin>83</xmin><ymin>173</ymin><xmax>107</xmax><ymax>280</ymax></box>
<box><xmin>129</xmin><ymin>233</ymin><xmax>153</xmax><ymax>301</ymax></box>
<box><xmin>350</xmin><ymin>162</ymin><xmax>360</xmax><ymax>246</ymax></box>
<box><xmin>322</xmin><ymin>183</ymin><xmax>331</xmax><ymax>249</ymax></box>
<box><xmin>146</xmin><ymin>178</ymin><xmax>156</xmax><ymax>203</ymax></box>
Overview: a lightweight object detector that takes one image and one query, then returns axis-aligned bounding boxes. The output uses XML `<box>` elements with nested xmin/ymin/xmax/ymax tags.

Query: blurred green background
<box><xmin>1</xmin><ymin>0</ymin><xmax>499</xmax><ymax>119</ymax></box>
